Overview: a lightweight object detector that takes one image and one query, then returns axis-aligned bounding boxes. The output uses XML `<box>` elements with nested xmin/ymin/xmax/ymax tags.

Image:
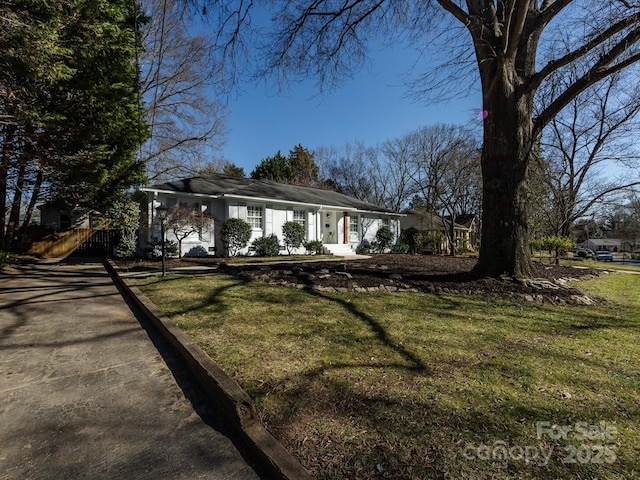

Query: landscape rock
<box><xmin>117</xmin><ymin>254</ymin><xmax>601</xmax><ymax>306</ymax></box>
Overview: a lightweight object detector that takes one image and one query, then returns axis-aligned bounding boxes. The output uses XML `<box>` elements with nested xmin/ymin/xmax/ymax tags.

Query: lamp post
<box><xmin>156</xmin><ymin>205</ymin><xmax>169</xmax><ymax>277</ymax></box>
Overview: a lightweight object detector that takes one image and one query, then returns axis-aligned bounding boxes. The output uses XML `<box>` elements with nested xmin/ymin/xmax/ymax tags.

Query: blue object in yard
<box><xmin>596</xmin><ymin>251</ymin><xmax>613</xmax><ymax>262</ymax></box>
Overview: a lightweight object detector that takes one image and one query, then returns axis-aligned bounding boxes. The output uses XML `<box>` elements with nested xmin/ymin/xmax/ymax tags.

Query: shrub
<box><xmin>400</xmin><ymin>227</ymin><xmax>422</xmax><ymax>254</ymax></box>
<box><xmin>282</xmin><ymin>221</ymin><xmax>306</xmax><ymax>254</ymax></box>
<box><xmin>252</xmin><ymin>235</ymin><xmax>280</xmax><ymax>256</ymax></box>
<box><xmin>0</xmin><ymin>250</ymin><xmax>13</xmax><ymax>268</ymax></box>
<box><xmin>221</xmin><ymin>218</ymin><xmax>252</xmax><ymax>257</ymax></box>
<box><xmin>391</xmin><ymin>243</ymin><xmax>410</xmax><ymax>254</ymax></box>
<box><xmin>106</xmin><ymin>196</ymin><xmax>139</xmax><ymax>259</ymax></box>
<box><xmin>185</xmin><ymin>245</ymin><xmax>208</xmax><ymax>257</ymax></box>
<box><xmin>371</xmin><ymin>226</ymin><xmax>395</xmax><ymax>253</ymax></box>
<box><xmin>356</xmin><ymin>240</ymin><xmax>371</xmax><ymax>255</ymax></box>
<box><xmin>304</xmin><ymin>240</ymin><xmax>323</xmax><ymax>255</ymax></box>
<box><xmin>424</xmin><ymin>232</ymin><xmax>445</xmax><ymax>254</ymax></box>
<box><xmin>144</xmin><ymin>238</ymin><xmax>178</xmax><ymax>259</ymax></box>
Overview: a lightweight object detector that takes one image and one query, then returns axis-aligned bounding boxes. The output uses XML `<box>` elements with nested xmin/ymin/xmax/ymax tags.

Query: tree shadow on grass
<box><xmin>130</xmin><ymin>273</ymin><xmax>253</xmax><ymax>319</ymax></box>
<box><xmin>301</xmin><ymin>288</ymin><xmax>430</xmax><ymax>374</ymax></box>
<box><xmin>251</xmin><ymin>306</ymin><xmax>639</xmax><ymax>479</ymax></box>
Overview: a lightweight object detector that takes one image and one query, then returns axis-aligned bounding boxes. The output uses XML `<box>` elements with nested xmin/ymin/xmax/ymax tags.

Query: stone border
<box><xmin>240</xmin><ymin>266</ymin><xmax>599</xmax><ymax>306</ymax></box>
<box><xmin>105</xmin><ymin>259</ymin><xmax>313</xmax><ymax>480</ymax></box>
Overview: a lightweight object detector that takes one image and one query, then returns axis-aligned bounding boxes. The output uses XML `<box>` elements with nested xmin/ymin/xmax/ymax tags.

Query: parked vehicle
<box><xmin>574</xmin><ymin>248</ymin><xmax>595</xmax><ymax>259</ymax></box>
<box><xmin>596</xmin><ymin>250</ymin><xmax>614</xmax><ymax>262</ymax></box>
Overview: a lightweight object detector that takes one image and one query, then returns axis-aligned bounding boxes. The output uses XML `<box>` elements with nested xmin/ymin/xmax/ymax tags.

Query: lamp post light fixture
<box><xmin>156</xmin><ymin>204</ymin><xmax>169</xmax><ymax>277</ymax></box>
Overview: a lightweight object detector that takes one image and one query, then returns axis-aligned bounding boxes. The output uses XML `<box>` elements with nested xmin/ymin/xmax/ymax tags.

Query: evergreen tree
<box><xmin>250</xmin><ymin>145</ymin><xmax>320</xmax><ymax>185</ymax></box>
<box><xmin>288</xmin><ymin>144</ymin><xmax>318</xmax><ymax>185</ymax></box>
<box><xmin>1</xmin><ymin>0</ymin><xmax>147</xmax><ymax>250</ymax></box>
<box><xmin>250</xmin><ymin>151</ymin><xmax>291</xmax><ymax>182</ymax></box>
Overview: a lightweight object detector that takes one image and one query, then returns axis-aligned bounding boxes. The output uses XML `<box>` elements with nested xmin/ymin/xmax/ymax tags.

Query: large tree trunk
<box><xmin>473</xmin><ymin>64</ymin><xmax>536</xmax><ymax>278</ymax></box>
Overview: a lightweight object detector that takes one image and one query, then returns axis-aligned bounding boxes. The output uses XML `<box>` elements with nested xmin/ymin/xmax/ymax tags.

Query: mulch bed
<box><xmin>115</xmin><ymin>254</ymin><xmax>604</xmax><ymax>305</ymax></box>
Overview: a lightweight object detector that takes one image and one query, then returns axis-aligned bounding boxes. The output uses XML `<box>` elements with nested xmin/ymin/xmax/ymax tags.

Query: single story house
<box><xmin>400</xmin><ymin>209</ymin><xmax>478</xmax><ymax>254</ymax></box>
<box><xmin>582</xmin><ymin>238</ymin><xmax>626</xmax><ymax>252</ymax></box>
<box><xmin>138</xmin><ymin>173</ymin><xmax>402</xmax><ymax>256</ymax></box>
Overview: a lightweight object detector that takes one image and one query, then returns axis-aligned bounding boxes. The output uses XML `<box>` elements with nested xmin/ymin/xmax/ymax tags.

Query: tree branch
<box><xmin>529</xmin><ymin>12</ymin><xmax>640</xmax><ymax>93</ymax></box>
<box><xmin>534</xmin><ymin>30</ymin><xmax>640</xmax><ymax>133</ymax></box>
<box><xmin>435</xmin><ymin>0</ymin><xmax>470</xmax><ymax>26</ymax></box>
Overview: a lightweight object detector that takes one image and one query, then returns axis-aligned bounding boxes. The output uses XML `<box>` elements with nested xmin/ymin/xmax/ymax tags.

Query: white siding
<box><xmin>361</xmin><ymin>217</ymin><xmax>379</xmax><ymax>243</ymax></box>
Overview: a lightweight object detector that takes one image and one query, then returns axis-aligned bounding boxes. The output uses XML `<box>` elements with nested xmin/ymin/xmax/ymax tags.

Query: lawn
<box><xmin>132</xmin><ymin>271</ymin><xmax>640</xmax><ymax>479</ymax></box>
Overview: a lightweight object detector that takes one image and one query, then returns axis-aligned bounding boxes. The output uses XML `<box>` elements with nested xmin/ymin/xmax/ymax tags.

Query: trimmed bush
<box><xmin>144</xmin><ymin>239</ymin><xmax>178</xmax><ymax>259</ymax></box>
<box><xmin>372</xmin><ymin>226</ymin><xmax>395</xmax><ymax>253</ymax></box>
<box><xmin>282</xmin><ymin>221</ymin><xmax>306</xmax><ymax>254</ymax></box>
<box><xmin>252</xmin><ymin>235</ymin><xmax>280</xmax><ymax>256</ymax></box>
<box><xmin>304</xmin><ymin>240</ymin><xmax>323</xmax><ymax>255</ymax></box>
<box><xmin>221</xmin><ymin>218</ymin><xmax>252</xmax><ymax>257</ymax></box>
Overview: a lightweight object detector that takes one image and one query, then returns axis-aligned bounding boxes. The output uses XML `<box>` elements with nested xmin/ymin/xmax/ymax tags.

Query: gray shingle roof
<box><xmin>401</xmin><ymin>209</ymin><xmax>469</xmax><ymax>230</ymax></box>
<box><xmin>143</xmin><ymin>174</ymin><xmax>397</xmax><ymax>214</ymax></box>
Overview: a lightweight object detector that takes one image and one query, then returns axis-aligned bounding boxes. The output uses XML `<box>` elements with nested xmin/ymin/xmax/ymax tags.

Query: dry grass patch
<box><xmin>132</xmin><ymin>272</ymin><xmax>640</xmax><ymax>479</ymax></box>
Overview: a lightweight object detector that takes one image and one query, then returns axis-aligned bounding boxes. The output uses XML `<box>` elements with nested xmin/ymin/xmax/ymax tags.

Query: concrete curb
<box><xmin>105</xmin><ymin>259</ymin><xmax>314</xmax><ymax>480</ymax></box>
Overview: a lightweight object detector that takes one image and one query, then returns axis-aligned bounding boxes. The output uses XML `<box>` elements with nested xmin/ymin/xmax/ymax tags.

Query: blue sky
<box><xmin>221</xmin><ymin>44</ymin><xmax>483</xmax><ymax>174</ymax></box>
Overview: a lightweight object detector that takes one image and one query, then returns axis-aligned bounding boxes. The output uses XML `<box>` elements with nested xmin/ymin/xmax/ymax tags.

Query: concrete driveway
<box><xmin>0</xmin><ymin>259</ymin><xmax>261</xmax><ymax>480</ymax></box>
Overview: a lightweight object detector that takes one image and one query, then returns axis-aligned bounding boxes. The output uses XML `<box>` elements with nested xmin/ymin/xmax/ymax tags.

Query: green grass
<box><xmin>561</xmin><ymin>258</ymin><xmax>640</xmax><ymax>273</ymax></box>
<box><xmin>132</xmin><ymin>272</ymin><xmax>640</xmax><ymax>479</ymax></box>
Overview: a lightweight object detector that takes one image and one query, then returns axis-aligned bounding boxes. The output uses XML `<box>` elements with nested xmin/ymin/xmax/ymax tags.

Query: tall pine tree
<box><xmin>1</xmin><ymin>0</ymin><xmax>147</xmax><ymax>250</ymax></box>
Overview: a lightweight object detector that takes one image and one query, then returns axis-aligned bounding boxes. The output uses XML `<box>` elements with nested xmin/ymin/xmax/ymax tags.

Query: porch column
<box><xmin>343</xmin><ymin>212</ymin><xmax>348</xmax><ymax>244</ymax></box>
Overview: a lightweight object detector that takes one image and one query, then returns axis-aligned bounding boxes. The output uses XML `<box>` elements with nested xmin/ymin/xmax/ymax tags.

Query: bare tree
<box><xmin>379</xmin><ymin>136</ymin><xmax>418</xmax><ymax>212</ymax></box>
<box><xmin>539</xmin><ymin>74</ymin><xmax>640</xmax><ymax>237</ymax></box>
<box><xmin>166</xmin><ymin>204</ymin><xmax>214</xmax><ymax>257</ymax></box>
<box><xmin>317</xmin><ymin>141</ymin><xmax>386</xmax><ymax>205</ymax></box>
<box><xmin>198</xmin><ymin>0</ymin><xmax>640</xmax><ymax>277</ymax></box>
<box><xmin>316</xmin><ymin>139</ymin><xmax>416</xmax><ymax>212</ymax></box>
<box><xmin>409</xmin><ymin>125</ymin><xmax>481</xmax><ymax>256</ymax></box>
<box><xmin>601</xmin><ymin>193</ymin><xmax>640</xmax><ymax>253</ymax></box>
<box><xmin>140</xmin><ymin>0</ymin><xmax>228</xmax><ymax>182</ymax></box>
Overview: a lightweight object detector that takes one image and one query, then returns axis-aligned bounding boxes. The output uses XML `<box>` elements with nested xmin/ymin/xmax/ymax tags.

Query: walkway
<box><xmin>0</xmin><ymin>259</ymin><xmax>262</xmax><ymax>480</ymax></box>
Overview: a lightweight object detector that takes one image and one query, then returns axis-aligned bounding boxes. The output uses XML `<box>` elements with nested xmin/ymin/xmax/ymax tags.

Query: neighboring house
<box><xmin>137</xmin><ymin>173</ymin><xmax>402</xmax><ymax>256</ymax></box>
<box><xmin>443</xmin><ymin>214</ymin><xmax>479</xmax><ymax>250</ymax></box>
<box><xmin>39</xmin><ymin>202</ymin><xmax>94</xmax><ymax>230</ymax></box>
<box><xmin>401</xmin><ymin>209</ymin><xmax>478</xmax><ymax>254</ymax></box>
<box><xmin>583</xmin><ymin>238</ymin><xmax>625</xmax><ymax>252</ymax></box>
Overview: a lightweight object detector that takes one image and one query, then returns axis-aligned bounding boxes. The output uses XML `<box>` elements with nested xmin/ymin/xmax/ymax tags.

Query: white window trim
<box><xmin>247</xmin><ymin>205</ymin><xmax>264</xmax><ymax>230</ymax></box>
<box><xmin>349</xmin><ymin>215</ymin><xmax>359</xmax><ymax>234</ymax></box>
<box><xmin>293</xmin><ymin>209</ymin><xmax>306</xmax><ymax>228</ymax></box>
